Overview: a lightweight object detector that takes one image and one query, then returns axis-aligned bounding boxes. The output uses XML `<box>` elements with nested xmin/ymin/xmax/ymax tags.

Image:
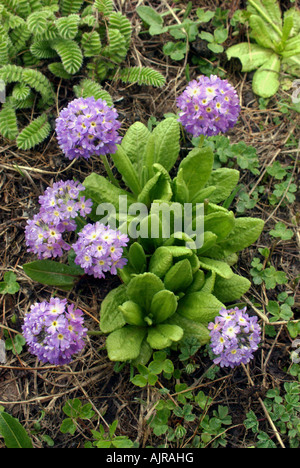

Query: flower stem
<box><xmin>198</xmin><ymin>135</ymin><xmax>205</xmax><ymax>147</ymax></box>
<box><xmin>100</xmin><ymin>154</ymin><xmax>120</xmax><ymax>188</ymax></box>
<box><xmin>87</xmin><ymin>330</ymin><xmax>105</xmax><ymax>336</ymax></box>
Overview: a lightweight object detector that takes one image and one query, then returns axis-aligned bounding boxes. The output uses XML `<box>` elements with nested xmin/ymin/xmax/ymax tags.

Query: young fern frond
<box><xmin>28</xmin><ymin>0</ymin><xmax>44</xmax><ymax>13</ymax></box>
<box><xmin>73</xmin><ymin>78</ymin><xmax>113</xmax><ymax>106</ymax></box>
<box><xmin>0</xmin><ymin>0</ymin><xmax>166</xmax><ymax>148</ymax></box>
<box><xmin>22</xmin><ymin>68</ymin><xmax>55</xmax><ymax>106</ymax></box>
<box><xmin>0</xmin><ymin>0</ymin><xmax>19</xmax><ymax>15</ymax></box>
<box><xmin>9</xmin><ymin>25</ymin><xmax>31</xmax><ymax>55</ymax></box>
<box><xmin>81</xmin><ymin>30</ymin><xmax>102</xmax><ymax>57</ymax></box>
<box><xmin>55</xmin><ymin>14</ymin><xmax>80</xmax><ymax>40</ymax></box>
<box><xmin>22</xmin><ymin>51</ymin><xmax>41</xmax><ymax>66</ymax></box>
<box><xmin>80</xmin><ymin>13</ymin><xmax>97</xmax><ymax>28</ymax></box>
<box><xmin>108</xmin><ymin>11</ymin><xmax>132</xmax><ymax>48</ymax></box>
<box><xmin>48</xmin><ymin>62</ymin><xmax>72</xmax><ymax>79</ymax></box>
<box><xmin>113</xmin><ymin>66</ymin><xmax>166</xmax><ymax>88</ymax></box>
<box><xmin>26</xmin><ymin>10</ymin><xmax>52</xmax><ymax>35</ymax></box>
<box><xmin>0</xmin><ymin>33</ymin><xmax>9</xmax><ymax>65</ymax></box>
<box><xmin>60</xmin><ymin>0</ymin><xmax>84</xmax><ymax>16</ymax></box>
<box><xmin>35</xmin><ymin>22</ymin><xmax>59</xmax><ymax>41</ymax></box>
<box><xmin>51</xmin><ymin>38</ymin><xmax>83</xmax><ymax>74</ymax></box>
<box><xmin>0</xmin><ymin>103</ymin><xmax>18</xmax><ymax>140</ymax></box>
<box><xmin>14</xmin><ymin>0</ymin><xmax>31</xmax><ymax>19</ymax></box>
<box><xmin>2</xmin><ymin>11</ymin><xmax>25</xmax><ymax>29</ymax></box>
<box><xmin>104</xmin><ymin>28</ymin><xmax>128</xmax><ymax>64</ymax></box>
<box><xmin>16</xmin><ymin>113</ymin><xmax>51</xmax><ymax>150</ymax></box>
<box><xmin>88</xmin><ymin>59</ymin><xmax>113</xmax><ymax>81</ymax></box>
<box><xmin>0</xmin><ymin>64</ymin><xmax>23</xmax><ymax>83</ymax></box>
<box><xmin>11</xmin><ymin>82</ymin><xmax>31</xmax><ymax>101</ymax></box>
<box><xmin>94</xmin><ymin>0</ymin><xmax>114</xmax><ymax>18</ymax></box>
<box><xmin>30</xmin><ymin>40</ymin><xmax>58</xmax><ymax>59</ymax></box>
<box><xmin>7</xmin><ymin>92</ymin><xmax>35</xmax><ymax>109</ymax></box>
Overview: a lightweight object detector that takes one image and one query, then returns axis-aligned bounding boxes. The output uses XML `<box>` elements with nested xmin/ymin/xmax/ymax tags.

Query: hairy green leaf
<box><xmin>177</xmin><ymin>291</ymin><xmax>224</xmax><ymax>323</ymax></box>
<box><xmin>100</xmin><ymin>285</ymin><xmax>128</xmax><ymax>333</ymax></box>
<box><xmin>226</xmin><ymin>42</ymin><xmax>275</xmax><ymax>72</ymax></box>
<box><xmin>252</xmin><ymin>53</ymin><xmax>281</xmax><ymax>97</ymax></box>
<box><xmin>106</xmin><ymin>326</ymin><xmax>147</xmax><ymax>361</ymax></box>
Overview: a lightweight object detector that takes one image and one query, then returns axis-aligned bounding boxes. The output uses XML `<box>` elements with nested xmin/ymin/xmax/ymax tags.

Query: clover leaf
<box><xmin>0</xmin><ymin>272</ymin><xmax>20</xmax><ymax>295</ymax></box>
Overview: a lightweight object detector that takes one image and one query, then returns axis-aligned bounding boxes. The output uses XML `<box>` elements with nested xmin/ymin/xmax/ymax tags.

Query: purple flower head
<box><xmin>72</xmin><ymin>222</ymin><xmax>129</xmax><ymax>279</ymax></box>
<box><xmin>22</xmin><ymin>298</ymin><xmax>87</xmax><ymax>365</ymax></box>
<box><xmin>55</xmin><ymin>97</ymin><xmax>122</xmax><ymax>160</ymax></box>
<box><xmin>176</xmin><ymin>75</ymin><xmax>240</xmax><ymax>137</ymax></box>
<box><xmin>25</xmin><ymin>180</ymin><xmax>92</xmax><ymax>260</ymax></box>
<box><xmin>208</xmin><ymin>307</ymin><xmax>261</xmax><ymax>369</ymax></box>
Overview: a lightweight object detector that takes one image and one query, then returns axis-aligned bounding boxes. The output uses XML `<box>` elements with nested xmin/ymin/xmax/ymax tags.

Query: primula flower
<box><xmin>22</xmin><ymin>298</ymin><xmax>87</xmax><ymax>365</ymax></box>
<box><xmin>25</xmin><ymin>180</ymin><xmax>92</xmax><ymax>260</ymax></box>
<box><xmin>55</xmin><ymin>96</ymin><xmax>122</xmax><ymax>160</ymax></box>
<box><xmin>176</xmin><ymin>75</ymin><xmax>240</xmax><ymax>137</ymax></box>
<box><xmin>72</xmin><ymin>222</ymin><xmax>129</xmax><ymax>279</ymax></box>
<box><xmin>208</xmin><ymin>307</ymin><xmax>261</xmax><ymax>368</ymax></box>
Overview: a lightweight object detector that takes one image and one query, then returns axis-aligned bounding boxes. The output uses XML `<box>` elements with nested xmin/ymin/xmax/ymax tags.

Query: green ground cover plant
<box><xmin>0</xmin><ymin>0</ymin><xmax>165</xmax><ymax>149</ymax></box>
<box><xmin>226</xmin><ymin>0</ymin><xmax>300</xmax><ymax>98</ymax></box>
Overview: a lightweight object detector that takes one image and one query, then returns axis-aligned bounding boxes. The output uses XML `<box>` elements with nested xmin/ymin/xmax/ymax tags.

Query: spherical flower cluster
<box><xmin>22</xmin><ymin>298</ymin><xmax>87</xmax><ymax>365</ymax></box>
<box><xmin>25</xmin><ymin>180</ymin><xmax>92</xmax><ymax>259</ymax></box>
<box><xmin>176</xmin><ymin>75</ymin><xmax>240</xmax><ymax>137</ymax></box>
<box><xmin>72</xmin><ymin>222</ymin><xmax>129</xmax><ymax>279</ymax></box>
<box><xmin>55</xmin><ymin>96</ymin><xmax>122</xmax><ymax>160</ymax></box>
<box><xmin>208</xmin><ymin>307</ymin><xmax>261</xmax><ymax>368</ymax></box>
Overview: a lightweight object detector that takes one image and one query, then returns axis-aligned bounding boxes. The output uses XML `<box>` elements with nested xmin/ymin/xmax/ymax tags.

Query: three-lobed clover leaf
<box><xmin>0</xmin><ymin>272</ymin><xmax>20</xmax><ymax>295</ymax></box>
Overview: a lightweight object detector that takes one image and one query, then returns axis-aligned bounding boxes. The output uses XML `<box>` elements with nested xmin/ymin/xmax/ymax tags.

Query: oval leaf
<box><xmin>0</xmin><ymin>411</ymin><xmax>33</xmax><ymax>448</ymax></box>
<box><xmin>217</xmin><ymin>217</ymin><xmax>264</xmax><ymax>254</ymax></box>
<box><xmin>147</xmin><ymin>324</ymin><xmax>183</xmax><ymax>350</ymax></box>
<box><xmin>252</xmin><ymin>54</ymin><xmax>281</xmax><ymax>98</ymax></box>
<box><xmin>226</xmin><ymin>42</ymin><xmax>275</xmax><ymax>72</ymax></box>
<box><xmin>119</xmin><ymin>301</ymin><xmax>145</xmax><ymax>326</ymax></box>
<box><xmin>23</xmin><ymin>260</ymin><xmax>83</xmax><ymax>291</ymax></box>
<box><xmin>167</xmin><ymin>313</ymin><xmax>210</xmax><ymax>346</ymax></box>
<box><xmin>150</xmin><ymin>290</ymin><xmax>178</xmax><ymax>323</ymax></box>
<box><xmin>100</xmin><ymin>284</ymin><xmax>128</xmax><ymax>333</ymax></box>
<box><xmin>198</xmin><ymin>257</ymin><xmax>233</xmax><ymax>280</ymax></box>
<box><xmin>106</xmin><ymin>326</ymin><xmax>147</xmax><ymax>361</ymax></box>
<box><xmin>127</xmin><ymin>273</ymin><xmax>165</xmax><ymax>311</ymax></box>
<box><xmin>152</xmin><ymin>117</ymin><xmax>180</xmax><ymax>172</ymax></box>
<box><xmin>164</xmin><ymin>258</ymin><xmax>193</xmax><ymax>293</ymax></box>
<box><xmin>213</xmin><ymin>273</ymin><xmax>251</xmax><ymax>303</ymax></box>
<box><xmin>149</xmin><ymin>247</ymin><xmax>173</xmax><ymax>278</ymax></box>
<box><xmin>177</xmin><ymin>291</ymin><xmax>224</xmax><ymax>323</ymax></box>
<box><xmin>178</xmin><ymin>147</ymin><xmax>214</xmax><ymax>202</ymax></box>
